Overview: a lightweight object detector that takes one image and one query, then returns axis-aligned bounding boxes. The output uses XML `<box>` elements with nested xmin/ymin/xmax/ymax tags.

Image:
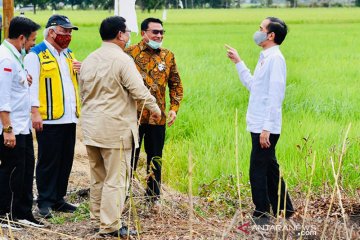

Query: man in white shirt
<box><xmin>226</xmin><ymin>17</ymin><xmax>294</xmax><ymax>224</ymax></box>
<box><xmin>0</xmin><ymin>16</ymin><xmax>43</xmax><ymax>229</ymax></box>
<box><xmin>0</xmin><ymin>14</ymin><xmax>2</xmax><ymax>43</ymax></box>
<box><xmin>24</xmin><ymin>15</ymin><xmax>81</xmax><ymax>218</ymax></box>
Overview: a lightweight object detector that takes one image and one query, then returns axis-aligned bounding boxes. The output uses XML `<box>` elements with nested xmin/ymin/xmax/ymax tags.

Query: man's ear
<box><xmin>19</xmin><ymin>34</ymin><xmax>26</xmax><ymax>42</ymax></box>
<box><xmin>49</xmin><ymin>28</ymin><xmax>56</xmax><ymax>38</ymax></box>
<box><xmin>141</xmin><ymin>31</ymin><xmax>145</xmax><ymax>37</ymax></box>
<box><xmin>116</xmin><ymin>31</ymin><xmax>123</xmax><ymax>40</ymax></box>
<box><xmin>268</xmin><ymin>32</ymin><xmax>275</xmax><ymax>41</ymax></box>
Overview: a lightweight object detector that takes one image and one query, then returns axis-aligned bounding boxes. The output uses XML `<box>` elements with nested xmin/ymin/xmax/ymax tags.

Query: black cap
<box><xmin>46</xmin><ymin>14</ymin><xmax>78</xmax><ymax>30</ymax></box>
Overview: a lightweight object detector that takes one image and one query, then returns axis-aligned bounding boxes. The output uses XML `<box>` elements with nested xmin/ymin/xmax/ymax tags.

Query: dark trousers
<box><xmin>250</xmin><ymin>133</ymin><xmax>294</xmax><ymax>218</ymax></box>
<box><xmin>36</xmin><ymin>123</ymin><xmax>76</xmax><ymax>208</ymax></box>
<box><xmin>0</xmin><ymin>133</ymin><xmax>34</xmax><ymax>219</ymax></box>
<box><xmin>132</xmin><ymin>124</ymin><xmax>166</xmax><ymax>200</ymax></box>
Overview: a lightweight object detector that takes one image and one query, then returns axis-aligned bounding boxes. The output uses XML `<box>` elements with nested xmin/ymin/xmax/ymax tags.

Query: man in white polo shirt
<box><xmin>0</xmin><ymin>16</ymin><xmax>42</xmax><ymax>229</ymax></box>
<box><xmin>226</xmin><ymin>17</ymin><xmax>294</xmax><ymax>224</ymax></box>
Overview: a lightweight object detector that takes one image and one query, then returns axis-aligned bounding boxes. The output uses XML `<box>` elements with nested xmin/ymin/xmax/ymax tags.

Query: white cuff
<box><xmin>235</xmin><ymin>61</ymin><xmax>246</xmax><ymax>72</ymax></box>
<box><xmin>0</xmin><ymin>105</ymin><xmax>11</xmax><ymax>112</ymax></box>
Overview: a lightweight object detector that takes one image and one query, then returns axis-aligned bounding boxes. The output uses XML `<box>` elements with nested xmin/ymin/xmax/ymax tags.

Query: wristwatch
<box><xmin>3</xmin><ymin>125</ymin><xmax>13</xmax><ymax>133</ymax></box>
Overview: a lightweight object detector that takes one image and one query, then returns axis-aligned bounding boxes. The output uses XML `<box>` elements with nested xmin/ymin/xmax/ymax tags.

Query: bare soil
<box><xmin>1</xmin><ymin>129</ymin><xmax>359</xmax><ymax>239</ymax></box>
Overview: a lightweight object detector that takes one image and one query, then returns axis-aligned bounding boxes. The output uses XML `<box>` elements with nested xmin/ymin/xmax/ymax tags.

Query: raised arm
<box><xmin>226</xmin><ymin>44</ymin><xmax>254</xmax><ymax>91</ymax></box>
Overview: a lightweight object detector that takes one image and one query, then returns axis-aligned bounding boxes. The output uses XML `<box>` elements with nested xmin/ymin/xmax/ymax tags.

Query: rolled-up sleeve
<box><xmin>24</xmin><ymin>52</ymin><xmax>41</xmax><ymax>107</ymax></box>
<box><xmin>0</xmin><ymin>59</ymin><xmax>14</xmax><ymax>112</ymax></box>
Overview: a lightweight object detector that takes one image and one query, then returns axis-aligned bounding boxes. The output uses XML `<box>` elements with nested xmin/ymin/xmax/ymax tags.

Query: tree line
<box><xmin>15</xmin><ymin>0</ymin><xmax>113</xmax><ymax>13</ymax></box>
<box><xmin>14</xmin><ymin>0</ymin><xmax>360</xmax><ymax>13</ymax></box>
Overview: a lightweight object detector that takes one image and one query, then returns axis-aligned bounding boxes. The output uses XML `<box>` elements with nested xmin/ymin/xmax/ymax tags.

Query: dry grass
<box><xmin>0</xmin><ymin>126</ymin><xmax>359</xmax><ymax>239</ymax></box>
<box><xmin>1</xmin><ymin>181</ymin><xmax>359</xmax><ymax>239</ymax></box>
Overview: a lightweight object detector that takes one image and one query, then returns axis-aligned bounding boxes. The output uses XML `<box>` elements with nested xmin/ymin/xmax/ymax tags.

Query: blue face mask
<box><xmin>125</xmin><ymin>38</ymin><xmax>131</xmax><ymax>48</ymax></box>
<box><xmin>20</xmin><ymin>39</ymin><xmax>27</xmax><ymax>58</ymax></box>
<box><xmin>144</xmin><ymin>32</ymin><xmax>163</xmax><ymax>49</ymax></box>
<box><xmin>147</xmin><ymin>39</ymin><xmax>162</xmax><ymax>50</ymax></box>
<box><xmin>21</xmin><ymin>47</ymin><xmax>26</xmax><ymax>57</ymax></box>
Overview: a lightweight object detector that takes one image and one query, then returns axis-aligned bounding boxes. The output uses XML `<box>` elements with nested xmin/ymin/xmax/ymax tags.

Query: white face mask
<box><xmin>253</xmin><ymin>31</ymin><xmax>268</xmax><ymax>45</ymax></box>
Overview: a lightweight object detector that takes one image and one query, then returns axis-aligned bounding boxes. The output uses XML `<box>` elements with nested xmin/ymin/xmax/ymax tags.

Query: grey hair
<box><xmin>43</xmin><ymin>26</ymin><xmax>57</xmax><ymax>38</ymax></box>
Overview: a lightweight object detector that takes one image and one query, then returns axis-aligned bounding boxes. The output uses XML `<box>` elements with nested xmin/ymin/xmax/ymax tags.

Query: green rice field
<box><xmin>9</xmin><ymin>8</ymin><xmax>360</xmax><ymax>195</ymax></box>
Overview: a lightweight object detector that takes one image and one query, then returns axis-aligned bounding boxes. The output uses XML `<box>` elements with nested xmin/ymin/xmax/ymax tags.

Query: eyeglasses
<box><xmin>146</xmin><ymin>29</ymin><xmax>165</xmax><ymax>35</ymax></box>
<box><xmin>120</xmin><ymin>30</ymin><xmax>131</xmax><ymax>36</ymax></box>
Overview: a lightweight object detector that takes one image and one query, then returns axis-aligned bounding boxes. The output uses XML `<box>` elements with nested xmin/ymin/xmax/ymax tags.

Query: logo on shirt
<box><xmin>4</xmin><ymin>68</ymin><xmax>12</xmax><ymax>72</ymax></box>
<box><xmin>158</xmin><ymin>63</ymin><xmax>166</xmax><ymax>71</ymax></box>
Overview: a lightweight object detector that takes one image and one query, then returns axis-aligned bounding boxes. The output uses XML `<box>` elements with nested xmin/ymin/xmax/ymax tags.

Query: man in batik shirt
<box><xmin>125</xmin><ymin>17</ymin><xmax>183</xmax><ymax>208</ymax></box>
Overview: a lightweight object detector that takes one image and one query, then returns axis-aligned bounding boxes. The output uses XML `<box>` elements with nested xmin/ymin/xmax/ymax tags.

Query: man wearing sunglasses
<box><xmin>125</xmin><ymin>18</ymin><xmax>183</xmax><ymax>210</ymax></box>
<box><xmin>24</xmin><ymin>15</ymin><xmax>81</xmax><ymax>219</ymax></box>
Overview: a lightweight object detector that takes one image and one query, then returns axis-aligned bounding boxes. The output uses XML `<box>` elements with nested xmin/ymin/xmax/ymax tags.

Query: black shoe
<box><xmin>0</xmin><ymin>218</ymin><xmax>23</xmax><ymax>231</ymax></box>
<box><xmin>285</xmin><ymin>210</ymin><xmax>295</xmax><ymax>219</ymax></box>
<box><xmin>252</xmin><ymin>217</ymin><xmax>270</xmax><ymax>226</ymax></box>
<box><xmin>52</xmin><ymin>202</ymin><xmax>77</xmax><ymax>213</ymax></box>
<box><xmin>38</xmin><ymin>207</ymin><xmax>53</xmax><ymax>219</ymax></box>
<box><xmin>100</xmin><ymin>226</ymin><xmax>137</xmax><ymax>237</ymax></box>
<box><xmin>17</xmin><ymin>215</ymin><xmax>45</xmax><ymax>228</ymax></box>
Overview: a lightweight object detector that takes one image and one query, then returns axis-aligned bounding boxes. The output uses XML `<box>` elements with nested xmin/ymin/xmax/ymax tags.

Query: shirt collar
<box><xmin>101</xmin><ymin>41</ymin><xmax>123</xmax><ymax>51</ymax></box>
<box><xmin>44</xmin><ymin>39</ymin><xmax>66</xmax><ymax>56</ymax></box>
<box><xmin>4</xmin><ymin>39</ymin><xmax>21</xmax><ymax>59</ymax></box>
<box><xmin>260</xmin><ymin>45</ymin><xmax>280</xmax><ymax>58</ymax></box>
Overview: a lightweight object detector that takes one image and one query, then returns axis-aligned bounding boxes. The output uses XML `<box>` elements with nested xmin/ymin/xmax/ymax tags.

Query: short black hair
<box><xmin>141</xmin><ymin>18</ymin><xmax>163</xmax><ymax>31</ymax></box>
<box><xmin>99</xmin><ymin>16</ymin><xmax>127</xmax><ymax>41</ymax></box>
<box><xmin>266</xmin><ymin>17</ymin><xmax>288</xmax><ymax>45</ymax></box>
<box><xmin>8</xmin><ymin>16</ymin><xmax>40</xmax><ymax>39</ymax></box>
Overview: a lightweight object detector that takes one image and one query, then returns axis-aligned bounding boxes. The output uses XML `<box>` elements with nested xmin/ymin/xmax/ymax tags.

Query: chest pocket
<box><xmin>41</xmin><ymin>61</ymin><xmax>58</xmax><ymax>77</ymax></box>
<box><xmin>13</xmin><ymin>68</ymin><xmax>28</xmax><ymax>91</ymax></box>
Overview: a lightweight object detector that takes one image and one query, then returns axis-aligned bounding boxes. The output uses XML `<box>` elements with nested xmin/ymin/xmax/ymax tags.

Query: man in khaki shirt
<box><xmin>80</xmin><ymin>16</ymin><xmax>161</xmax><ymax>237</ymax></box>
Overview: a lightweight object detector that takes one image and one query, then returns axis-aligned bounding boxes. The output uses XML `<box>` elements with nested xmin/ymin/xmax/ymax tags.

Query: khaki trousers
<box><xmin>86</xmin><ymin>145</ymin><xmax>131</xmax><ymax>233</ymax></box>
